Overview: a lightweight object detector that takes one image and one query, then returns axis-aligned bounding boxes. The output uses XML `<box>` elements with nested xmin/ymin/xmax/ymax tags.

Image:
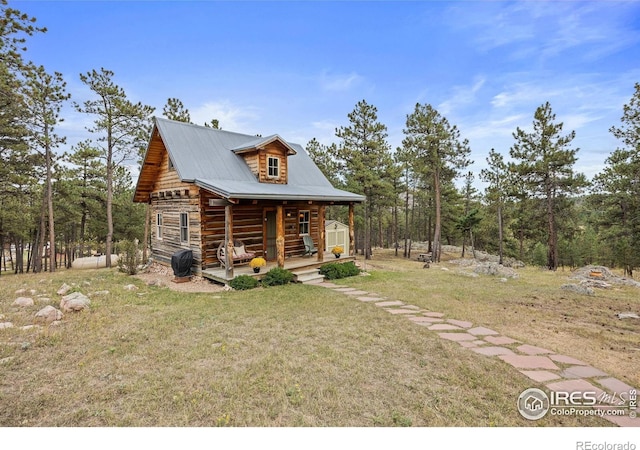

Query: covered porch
<box><xmin>212</xmin><ymin>200</ymin><xmax>357</xmax><ymax>282</ymax></box>
<box><xmin>202</xmin><ymin>252</ymin><xmax>356</xmax><ymax>284</ymax></box>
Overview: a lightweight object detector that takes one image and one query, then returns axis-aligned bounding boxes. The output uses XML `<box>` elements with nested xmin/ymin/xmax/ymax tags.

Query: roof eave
<box><xmin>194</xmin><ymin>180</ymin><xmax>364</xmax><ymax>203</ymax></box>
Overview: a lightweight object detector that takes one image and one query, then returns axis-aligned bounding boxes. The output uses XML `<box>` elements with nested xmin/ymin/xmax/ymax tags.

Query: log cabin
<box><xmin>133</xmin><ymin>117</ymin><xmax>365</xmax><ymax>281</ymax></box>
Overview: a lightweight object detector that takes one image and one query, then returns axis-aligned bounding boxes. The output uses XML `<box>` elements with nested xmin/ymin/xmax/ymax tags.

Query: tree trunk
<box><xmin>497</xmin><ymin>204</ymin><xmax>504</xmax><ymax>265</ymax></box>
<box><xmin>105</xmin><ymin>160</ymin><xmax>114</xmax><ymax>267</ymax></box>
<box><xmin>364</xmin><ymin>189</ymin><xmax>371</xmax><ymax>260</ymax></box>
<box><xmin>546</xmin><ymin>188</ymin><xmax>557</xmax><ymax>271</ymax></box>
<box><xmin>403</xmin><ymin>170</ymin><xmax>410</xmax><ymax>258</ymax></box>
<box><xmin>46</xmin><ymin>136</ymin><xmax>56</xmax><ymax>273</ymax></box>
<box><xmin>33</xmin><ymin>193</ymin><xmax>47</xmax><ymax>273</ymax></box>
<box><xmin>432</xmin><ymin>169</ymin><xmax>442</xmax><ymax>263</ymax></box>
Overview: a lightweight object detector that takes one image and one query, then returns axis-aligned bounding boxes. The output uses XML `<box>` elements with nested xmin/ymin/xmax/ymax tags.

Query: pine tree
<box><xmin>480</xmin><ymin>149</ymin><xmax>509</xmax><ymax>264</ymax></box>
<box><xmin>402</xmin><ymin>103</ymin><xmax>471</xmax><ymax>262</ymax></box>
<box><xmin>591</xmin><ymin>83</ymin><xmax>640</xmax><ymax>276</ymax></box>
<box><xmin>335</xmin><ymin>100</ymin><xmax>392</xmax><ymax>259</ymax></box>
<box><xmin>75</xmin><ymin>68</ymin><xmax>154</xmax><ymax>267</ymax></box>
<box><xmin>162</xmin><ymin>97</ymin><xmax>191</xmax><ymax>123</ymax></box>
<box><xmin>22</xmin><ymin>65</ymin><xmax>69</xmax><ymax>272</ymax></box>
<box><xmin>509</xmin><ymin>102</ymin><xmax>587</xmax><ymax>270</ymax></box>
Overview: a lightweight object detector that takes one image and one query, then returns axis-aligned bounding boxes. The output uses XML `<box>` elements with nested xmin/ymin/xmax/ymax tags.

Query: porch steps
<box><xmin>293</xmin><ymin>268</ymin><xmax>325</xmax><ymax>284</ymax></box>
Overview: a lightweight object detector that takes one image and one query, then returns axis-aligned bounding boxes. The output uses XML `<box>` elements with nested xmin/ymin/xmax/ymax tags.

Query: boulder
<box><xmin>123</xmin><ymin>284</ymin><xmax>138</xmax><ymax>291</ymax></box>
<box><xmin>473</xmin><ymin>262</ymin><xmax>519</xmax><ymax>279</ymax></box>
<box><xmin>0</xmin><ymin>322</ymin><xmax>14</xmax><ymax>329</ymax></box>
<box><xmin>35</xmin><ymin>305</ymin><xmax>64</xmax><ymax>323</ymax></box>
<box><xmin>579</xmin><ymin>279</ymin><xmax>612</xmax><ymax>290</ymax></box>
<box><xmin>561</xmin><ymin>283</ymin><xmax>595</xmax><ymax>296</ymax></box>
<box><xmin>90</xmin><ymin>290</ymin><xmax>110</xmax><ymax>297</ymax></box>
<box><xmin>60</xmin><ymin>292</ymin><xmax>91</xmax><ymax>312</ymax></box>
<box><xmin>13</xmin><ymin>297</ymin><xmax>34</xmax><ymax>307</ymax></box>
<box><xmin>57</xmin><ymin>283</ymin><xmax>72</xmax><ymax>295</ymax></box>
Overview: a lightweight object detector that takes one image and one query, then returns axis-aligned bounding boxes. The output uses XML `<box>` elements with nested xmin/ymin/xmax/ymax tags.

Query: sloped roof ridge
<box><xmin>154</xmin><ymin>116</ymin><xmax>265</xmax><ymax>140</ymax></box>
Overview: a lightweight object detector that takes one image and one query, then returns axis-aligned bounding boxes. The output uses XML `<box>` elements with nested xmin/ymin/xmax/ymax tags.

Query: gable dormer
<box><xmin>232</xmin><ymin>135</ymin><xmax>297</xmax><ymax>184</ymax></box>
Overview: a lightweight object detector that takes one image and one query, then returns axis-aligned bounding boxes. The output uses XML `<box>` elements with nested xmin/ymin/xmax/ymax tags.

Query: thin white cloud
<box><xmin>190</xmin><ymin>101</ymin><xmax>261</xmax><ymax>133</ymax></box>
<box><xmin>447</xmin><ymin>1</ymin><xmax>640</xmax><ymax>63</ymax></box>
<box><xmin>439</xmin><ymin>76</ymin><xmax>486</xmax><ymax>115</ymax></box>
<box><xmin>319</xmin><ymin>71</ymin><xmax>363</xmax><ymax>92</ymax></box>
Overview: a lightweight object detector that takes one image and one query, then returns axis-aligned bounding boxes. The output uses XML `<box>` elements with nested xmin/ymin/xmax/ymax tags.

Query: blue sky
<box><xmin>12</xmin><ymin>0</ymin><xmax>640</xmax><ymax>188</ymax></box>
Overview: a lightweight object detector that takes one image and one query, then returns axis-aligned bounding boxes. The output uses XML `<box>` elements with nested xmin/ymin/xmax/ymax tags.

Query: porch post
<box><xmin>276</xmin><ymin>204</ymin><xmax>285</xmax><ymax>268</ymax></box>
<box><xmin>225</xmin><ymin>204</ymin><xmax>234</xmax><ymax>279</ymax></box>
<box><xmin>348</xmin><ymin>202</ymin><xmax>355</xmax><ymax>256</ymax></box>
<box><xmin>317</xmin><ymin>205</ymin><xmax>325</xmax><ymax>262</ymax></box>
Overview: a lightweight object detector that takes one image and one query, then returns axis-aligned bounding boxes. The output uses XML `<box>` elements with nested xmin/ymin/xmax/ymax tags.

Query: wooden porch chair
<box><xmin>302</xmin><ymin>235</ymin><xmax>318</xmax><ymax>256</ymax></box>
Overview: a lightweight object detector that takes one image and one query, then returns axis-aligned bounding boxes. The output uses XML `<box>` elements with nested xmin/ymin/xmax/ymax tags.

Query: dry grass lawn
<box><xmin>0</xmin><ymin>250</ymin><xmax>637</xmax><ymax>427</ymax></box>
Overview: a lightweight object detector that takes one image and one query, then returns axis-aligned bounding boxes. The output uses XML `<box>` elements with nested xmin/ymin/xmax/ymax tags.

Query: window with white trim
<box><xmin>180</xmin><ymin>212</ymin><xmax>189</xmax><ymax>244</ymax></box>
<box><xmin>156</xmin><ymin>213</ymin><xmax>163</xmax><ymax>240</ymax></box>
<box><xmin>267</xmin><ymin>156</ymin><xmax>279</xmax><ymax>178</ymax></box>
<box><xmin>299</xmin><ymin>210</ymin><xmax>310</xmax><ymax>235</ymax></box>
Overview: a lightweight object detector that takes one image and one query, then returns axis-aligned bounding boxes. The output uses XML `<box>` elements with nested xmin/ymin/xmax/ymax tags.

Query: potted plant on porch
<box><xmin>331</xmin><ymin>246</ymin><xmax>344</xmax><ymax>258</ymax></box>
<box><xmin>249</xmin><ymin>257</ymin><xmax>266</xmax><ymax>273</ymax></box>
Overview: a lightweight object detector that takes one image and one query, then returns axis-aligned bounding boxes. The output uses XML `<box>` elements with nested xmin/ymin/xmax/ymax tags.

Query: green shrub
<box><xmin>117</xmin><ymin>239</ymin><xmax>142</xmax><ymax>275</ymax></box>
<box><xmin>229</xmin><ymin>275</ymin><xmax>259</xmax><ymax>290</ymax></box>
<box><xmin>261</xmin><ymin>267</ymin><xmax>294</xmax><ymax>287</ymax></box>
<box><xmin>319</xmin><ymin>261</ymin><xmax>360</xmax><ymax>280</ymax></box>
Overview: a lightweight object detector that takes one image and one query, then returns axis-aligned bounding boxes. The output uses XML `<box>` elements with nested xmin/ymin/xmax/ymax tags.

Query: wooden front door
<box><xmin>264</xmin><ymin>210</ymin><xmax>277</xmax><ymax>260</ymax></box>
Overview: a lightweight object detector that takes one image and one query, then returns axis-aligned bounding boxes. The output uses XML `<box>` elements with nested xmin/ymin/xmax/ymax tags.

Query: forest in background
<box><xmin>2</xmin><ymin>1</ymin><xmax>639</xmax><ymax>276</ymax></box>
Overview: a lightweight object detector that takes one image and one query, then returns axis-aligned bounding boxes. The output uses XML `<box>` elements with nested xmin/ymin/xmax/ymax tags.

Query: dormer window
<box><xmin>267</xmin><ymin>156</ymin><xmax>280</xmax><ymax>178</ymax></box>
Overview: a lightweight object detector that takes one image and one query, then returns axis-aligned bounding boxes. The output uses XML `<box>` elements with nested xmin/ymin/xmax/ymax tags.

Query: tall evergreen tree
<box><xmin>509</xmin><ymin>102</ymin><xmax>587</xmax><ymax>270</ymax></box>
<box><xmin>402</xmin><ymin>103</ymin><xmax>471</xmax><ymax>262</ymax></box>
<box><xmin>63</xmin><ymin>140</ymin><xmax>106</xmax><ymax>257</ymax></box>
<box><xmin>75</xmin><ymin>68</ymin><xmax>154</xmax><ymax>267</ymax></box>
<box><xmin>590</xmin><ymin>83</ymin><xmax>640</xmax><ymax>276</ymax></box>
<box><xmin>480</xmin><ymin>149</ymin><xmax>509</xmax><ymax>264</ymax></box>
<box><xmin>335</xmin><ymin>100</ymin><xmax>392</xmax><ymax>259</ymax></box>
<box><xmin>22</xmin><ymin>65</ymin><xmax>69</xmax><ymax>272</ymax></box>
<box><xmin>0</xmin><ymin>1</ymin><xmax>45</xmax><ymax>275</ymax></box>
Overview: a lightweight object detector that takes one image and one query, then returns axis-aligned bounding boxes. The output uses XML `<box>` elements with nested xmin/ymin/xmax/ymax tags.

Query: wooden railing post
<box><xmin>317</xmin><ymin>205</ymin><xmax>325</xmax><ymax>262</ymax></box>
<box><xmin>225</xmin><ymin>204</ymin><xmax>234</xmax><ymax>279</ymax></box>
<box><xmin>276</xmin><ymin>205</ymin><xmax>285</xmax><ymax>268</ymax></box>
<box><xmin>349</xmin><ymin>202</ymin><xmax>355</xmax><ymax>257</ymax></box>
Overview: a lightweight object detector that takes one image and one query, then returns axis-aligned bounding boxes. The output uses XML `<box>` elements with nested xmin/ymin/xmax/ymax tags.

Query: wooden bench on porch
<box><xmin>217</xmin><ymin>240</ymin><xmax>256</xmax><ymax>267</ymax></box>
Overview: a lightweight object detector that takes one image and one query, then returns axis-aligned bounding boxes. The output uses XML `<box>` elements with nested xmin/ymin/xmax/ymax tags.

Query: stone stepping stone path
<box><xmin>319</xmin><ymin>282</ymin><xmax>638</xmax><ymax>427</ymax></box>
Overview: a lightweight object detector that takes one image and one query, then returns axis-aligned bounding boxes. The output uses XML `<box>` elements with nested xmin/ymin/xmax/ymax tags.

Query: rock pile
<box><xmin>570</xmin><ymin>265</ymin><xmax>640</xmax><ymax>288</ymax></box>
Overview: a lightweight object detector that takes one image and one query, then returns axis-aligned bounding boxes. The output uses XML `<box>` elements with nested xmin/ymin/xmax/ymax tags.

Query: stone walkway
<box><xmin>315</xmin><ymin>281</ymin><xmax>638</xmax><ymax>427</ymax></box>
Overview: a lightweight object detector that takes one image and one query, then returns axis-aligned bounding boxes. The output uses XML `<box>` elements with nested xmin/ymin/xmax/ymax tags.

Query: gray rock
<box><xmin>57</xmin><ymin>283</ymin><xmax>72</xmax><ymax>295</ymax></box>
<box><xmin>60</xmin><ymin>292</ymin><xmax>91</xmax><ymax>312</ymax></box>
<box><xmin>579</xmin><ymin>279</ymin><xmax>612</xmax><ymax>289</ymax></box>
<box><xmin>35</xmin><ymin>305</ymin><xmax>64</xmax><ymax>323</ymax></box>
<box><xmin>561</xmin><ymin>283</ymin><xmax>595</xmax><ymax>296</ymax></box>
<box><xmin>13</xmin><ymin>297</ymin><xmax>34</xmax><ymax>307</ymax></box>
<box><xmin>14</xmin><ymin>288</ymin><xmax>27</xmax><ymax>295</ymax></box>
<box><xmin>473</xmin><ymin>262</ymin><xmax>519</xmax><ymax>279</ymax></box>
<box><xmin>90</xmin><ymin>290</ymin><xmax>110</xmax><ymax>296</ymax></box>
<box><xmin>0</xmin><ymin>322</ymin><xmax>14</xmax><ymax>329</ymax></box>
<box><xmin>123</xmin><ymin>284</ymin><xmax>138</xmax><ymax>291</ymax></box>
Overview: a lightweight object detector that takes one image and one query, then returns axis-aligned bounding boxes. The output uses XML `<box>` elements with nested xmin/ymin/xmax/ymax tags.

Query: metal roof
<box><xmin>152</xmin><ymin>117</ymin><xmax>364</xmax><ymax>203</ymax></box>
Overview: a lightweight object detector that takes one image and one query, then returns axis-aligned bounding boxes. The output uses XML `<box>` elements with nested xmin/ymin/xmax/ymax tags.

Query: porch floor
<box><xmin>201</xmin><ymin>252</ymin><xmax>356</xmax><ymax>284</ymax></box>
